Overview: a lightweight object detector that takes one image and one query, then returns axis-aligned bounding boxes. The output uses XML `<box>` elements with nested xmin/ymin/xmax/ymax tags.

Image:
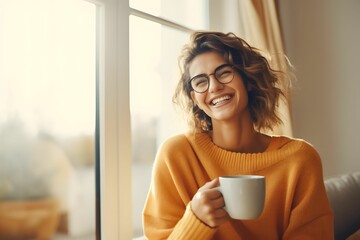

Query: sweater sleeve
<box><xmin>142</xmin><ymin>136</ymin><xmax>216</xmax><ymax>240</ymax></box>
<box><xmin>282</xmin><ymin>144</ymin><xmax>334</xmax><ymax>240</ymax></box>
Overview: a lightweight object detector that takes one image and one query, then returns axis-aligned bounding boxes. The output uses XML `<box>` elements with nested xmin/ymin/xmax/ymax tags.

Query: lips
<box><xmin>211</xmin><ymin>95</ymin><xmax>232</xmax><ymax>106</ymax></box>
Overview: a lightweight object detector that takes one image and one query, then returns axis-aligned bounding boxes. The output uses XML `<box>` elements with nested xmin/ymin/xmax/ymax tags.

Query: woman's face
<box><xmin>189</xmin><ymin>51</ymin><xmax>249</xmax><ymax>124</ymax></box>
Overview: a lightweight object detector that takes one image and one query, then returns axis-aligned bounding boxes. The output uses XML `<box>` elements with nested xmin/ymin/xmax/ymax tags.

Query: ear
<box><xmin>190</xmin><ymin>91</ymin><xmax>201</xmax><ymax>109</ymax></box>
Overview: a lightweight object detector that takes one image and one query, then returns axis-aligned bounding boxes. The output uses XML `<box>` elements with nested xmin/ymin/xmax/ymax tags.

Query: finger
<box><xmin>213</xmin><ymin>208</ymin><xmax>229</xmax><ymax>218</ymax></box>
<box><xmin>211</xmin><ymin>195</ymin><xmax>225</xmax><ymax>208</ymax></box>
<box><xmin>194</xmin><ymin>189</ymin><xmax>220</xmax><ymax>205</ymax></box>
<box><xmin>200</xmin><ymin>178</ymin><xmax>218</xmax><ymax>190</ymax></box>
<box><xmin>215</xmin><ymin>214</ymin><xmax>231</xmax><ymax>225</ymax></box>
<box><xmin>206</xmin><ymin>209</ymin><xmax>230</xmax><ymax>228</ymax></box>
<box><xmin>208</xmin><ymin>188</ymin><xmax>223</xmax><ymax>200</ymax></box>
<box><xmin>208</xmin><ymin>178</ymin><xmax>220</xmax><ymax>188</ymax></box>
<box><xmin>198</xmin><ymin>188</ymin><xmax>223</xmax><ymax>201</ymax></box>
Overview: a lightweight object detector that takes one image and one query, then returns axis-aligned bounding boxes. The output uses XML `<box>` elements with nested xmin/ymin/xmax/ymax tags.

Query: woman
<box><xmin>143</xmin><ymin>31</ymin><xmax>333</xmax><ymax>239</ymax></box>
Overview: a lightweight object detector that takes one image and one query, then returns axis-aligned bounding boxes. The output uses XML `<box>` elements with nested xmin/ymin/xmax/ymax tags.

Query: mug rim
<box><xmin>220</xmin><ymin>175</ymin><xmax>265</xmax><ymax>179</ymax></box>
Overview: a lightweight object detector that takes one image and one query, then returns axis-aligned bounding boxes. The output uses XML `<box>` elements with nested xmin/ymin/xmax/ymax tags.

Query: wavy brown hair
<box><xmin>173</xmin><ymin>31</ymin><xmax>289</xmax><ymax>132</ymax></box>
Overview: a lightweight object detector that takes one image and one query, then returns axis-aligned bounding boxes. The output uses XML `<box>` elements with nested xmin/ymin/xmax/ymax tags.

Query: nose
<box><xmin>208</xmin><ymin>74</ymin><xmax>224</xmax><ymax>93</ymax></box>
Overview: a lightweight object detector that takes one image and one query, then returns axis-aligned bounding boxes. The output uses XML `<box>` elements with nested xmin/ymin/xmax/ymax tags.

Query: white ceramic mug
<box><xmin>215</xmin><ymin>175</ymin><xmax>266</xmax><ymax>220</ymax></box>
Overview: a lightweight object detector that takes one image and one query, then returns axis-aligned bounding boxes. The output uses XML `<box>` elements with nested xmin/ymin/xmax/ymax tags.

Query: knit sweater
<box><xmin>143</xmin><ymin>132</ymin><xmax>334</xmax><ymax>240</ymax></box>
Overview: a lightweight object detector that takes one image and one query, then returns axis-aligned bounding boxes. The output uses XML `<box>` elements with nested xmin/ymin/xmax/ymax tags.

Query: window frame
<box><xmin>92</xmin><ymin>0</ymin><xmax>132</xmax><ymax>239</ymax></box>
<box><xmin>92</xmin><ymin>0</ymin><xmax>208</xmax><ymax>238</ymax></box>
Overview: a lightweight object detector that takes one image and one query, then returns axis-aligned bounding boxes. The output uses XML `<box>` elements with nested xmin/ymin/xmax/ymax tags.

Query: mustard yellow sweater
<box><xmin>143</xmin><ymin>132</ymin><xmax>334</xmax><ymax>240</ymax></box>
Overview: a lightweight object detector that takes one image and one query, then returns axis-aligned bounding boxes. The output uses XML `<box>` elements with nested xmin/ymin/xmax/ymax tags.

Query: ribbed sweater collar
<box><xmin>185</xmin><ymin>132</ymin><xmax>303</xmax><ymax>172</ymax></box>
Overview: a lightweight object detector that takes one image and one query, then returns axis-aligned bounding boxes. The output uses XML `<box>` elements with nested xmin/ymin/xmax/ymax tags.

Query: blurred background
<box><xmin>0</xmin><ymin>0</ymin><xmax>96</xmax><ymax>239</ymax></box>
<box><xmin>0</xmin><ymin>0</ymin><xmax>359</xmax><ymax>239</ymax></box>
<box><xmin>278</xmin><ymin>0</ymin><xmax>360</xmax><ymax>178</ymax></box>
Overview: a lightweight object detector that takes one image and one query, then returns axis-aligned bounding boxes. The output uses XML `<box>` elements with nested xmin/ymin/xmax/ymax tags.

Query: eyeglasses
<box><xmin>189</xmin><ymin>64</ymin><xmax>235</xmax><ymax>93</ymax></box>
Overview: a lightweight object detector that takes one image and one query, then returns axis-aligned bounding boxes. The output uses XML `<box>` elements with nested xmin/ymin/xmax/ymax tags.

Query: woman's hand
<box><xmin>191</xmin><ymin>178</ymin><xmax>230</xmax><ymax>228</ymax></box>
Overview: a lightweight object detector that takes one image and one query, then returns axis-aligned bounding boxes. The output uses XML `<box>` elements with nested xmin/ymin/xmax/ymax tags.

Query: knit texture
<box><xmin>143</xmin><ymin>132</ymin><xmax>334</xmax><ymax>239</ymax></box>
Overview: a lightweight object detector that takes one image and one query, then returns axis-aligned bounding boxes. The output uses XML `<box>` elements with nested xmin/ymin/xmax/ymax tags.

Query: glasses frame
<box><xmin>189</xmin><ymin>63</ymin><xmax>236</xmax><ymax>93</ymax></box>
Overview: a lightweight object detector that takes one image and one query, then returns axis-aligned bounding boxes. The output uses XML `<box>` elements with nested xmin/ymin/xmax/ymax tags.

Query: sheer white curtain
<box><xmin>209</xmin><ymin>0</ymin><xmax>293</xmax><ymax>136</ymax></box>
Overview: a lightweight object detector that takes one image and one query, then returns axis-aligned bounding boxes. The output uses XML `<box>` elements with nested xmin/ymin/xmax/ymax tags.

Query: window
<box><xmin>130</xmin><ymin>0</ymin><xmax>208</xmax><ymax>30</ymax></box>
<box><xmin>0</xmin><ymin>0</ymin><xmax>96</xmax><ymax>239</ymax></box>
<box><xmin>0</xmin><ymin>0</ymin><xmax>210</xmax><ymax>238</ymax></box>
<box><xmin>130</xmin><ymin>16</ymin><xmax>189</xmax><ymax>237</ymax></box>
<box><xmin>129</xmin><ymin>0</ymin><xmax>209</xmax><ymax>237</ymax></box>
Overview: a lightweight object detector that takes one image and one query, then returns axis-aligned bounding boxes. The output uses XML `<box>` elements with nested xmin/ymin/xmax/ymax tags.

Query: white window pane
<box><xmin>130</xmin><ymin>15</ymin><xmax>188</xmax><ymax>237</ymax></box>
<box><xmin>130</xmin><ymin>0</ymin><xmax>209</xmax><ymax>30</ymax></box>
<box><xmin>0</xmin><ymin>0</ymin><xmax>96</xmax><ymax>239</ymax></box>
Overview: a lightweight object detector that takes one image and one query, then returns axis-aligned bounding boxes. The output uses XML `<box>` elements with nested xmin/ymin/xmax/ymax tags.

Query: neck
<box><xmin>211</xmin><ymin>113</ymin><xmax>270</xmax><ymax>153</ymax></box>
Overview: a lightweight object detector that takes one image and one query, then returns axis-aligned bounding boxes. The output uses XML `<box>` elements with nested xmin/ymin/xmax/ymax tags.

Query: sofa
<box><xmin>325</xmin><ymin>171</ymin><xmax>360</xmax><ymax>240</ymax></box>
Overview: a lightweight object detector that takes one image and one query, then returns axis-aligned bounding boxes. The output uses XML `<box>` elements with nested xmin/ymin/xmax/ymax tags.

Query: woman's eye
<box><xmin>194</xmin><ymin>78</ymin><xmax>207</xmax><ymax>87</ymax></box>
<box><xmin>217</xmin><ymin>70</ymin><xmax>231</xmax><ymax>78</ymax></box>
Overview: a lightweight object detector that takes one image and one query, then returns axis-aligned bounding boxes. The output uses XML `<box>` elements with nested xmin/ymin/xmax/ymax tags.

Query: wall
<box><xmin>278</xmin><ymin>0</ymin><xmax>360</xmax><ymax>177</ymax></box>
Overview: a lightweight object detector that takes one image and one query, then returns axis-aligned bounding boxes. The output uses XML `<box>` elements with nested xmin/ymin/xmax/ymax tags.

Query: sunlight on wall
<box><xmin>0</xmin><ymin>0</ymin><xmax>96</xmax><ymax>137</ymax></box>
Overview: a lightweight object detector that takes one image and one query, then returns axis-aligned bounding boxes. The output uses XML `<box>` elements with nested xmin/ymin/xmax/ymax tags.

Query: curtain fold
<box><xmin>209</xmin><ymin>0</ymin><xmax>293</xmax><ymax>136</ymax></box>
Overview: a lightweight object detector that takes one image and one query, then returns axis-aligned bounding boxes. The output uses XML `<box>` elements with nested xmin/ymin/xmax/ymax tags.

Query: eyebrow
<box><xmin>190</xmin><ymin>63</ymin><xmax>232</xmax><ymax>80</ymax></box>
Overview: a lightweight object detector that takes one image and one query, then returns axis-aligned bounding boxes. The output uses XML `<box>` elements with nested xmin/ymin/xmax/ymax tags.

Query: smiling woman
<box><xmin>142</xmin><ymin>31</ymin><xmax>334</xmax><ymax>240</ymax></box>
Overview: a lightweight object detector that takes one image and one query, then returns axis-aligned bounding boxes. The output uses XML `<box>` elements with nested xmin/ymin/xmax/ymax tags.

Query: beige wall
<box><xmin>278</xmin><ymin>0</ymin><xmax>360</xmax><ymax>178</ymax></box>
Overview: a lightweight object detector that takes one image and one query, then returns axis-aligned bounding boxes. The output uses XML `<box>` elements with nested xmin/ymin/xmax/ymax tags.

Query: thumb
<box><xmin>199</xmin><ymin>178</ymin><xmax>220</xmax><ymax>190</ymax></box>
<box><xmin>207</xmin><ymin>178</ymin><xmax>220</xmax><ymax>189</ymax></box>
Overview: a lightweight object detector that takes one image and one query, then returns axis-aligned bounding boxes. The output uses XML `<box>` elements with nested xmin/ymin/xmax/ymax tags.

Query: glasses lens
<box><xmin>215</xmin><ymin>65</ymin><xmax>234</xmax><ymax>83</ymax></box>
<box><xmin>191</xmin><ymin>76</ymin><xmax>208</xmax><ymax>93</ymax></box>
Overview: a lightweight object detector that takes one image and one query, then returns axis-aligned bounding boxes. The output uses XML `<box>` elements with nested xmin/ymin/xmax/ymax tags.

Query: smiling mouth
<box><xmin>211</xmin><ymin>95</ymin><xmax>232</xmax><ymax>106</ymax></box>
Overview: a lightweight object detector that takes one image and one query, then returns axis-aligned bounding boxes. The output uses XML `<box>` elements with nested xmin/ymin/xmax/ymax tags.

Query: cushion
<box><xmin>347</xmin><ymin>228</ymin><xmax>360</xmax><ymax>240</ymax></box>
<box><xmin>325</xmin><ymin>172</ymin><xmax>360</xmax><ymax>240</ymax></box>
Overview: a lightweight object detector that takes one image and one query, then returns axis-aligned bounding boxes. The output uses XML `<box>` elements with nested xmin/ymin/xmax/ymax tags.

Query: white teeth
<box><xmin>212</xmin><ymin>95</ymin><xmax>231</xmax><ymax>105</ymax></box>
